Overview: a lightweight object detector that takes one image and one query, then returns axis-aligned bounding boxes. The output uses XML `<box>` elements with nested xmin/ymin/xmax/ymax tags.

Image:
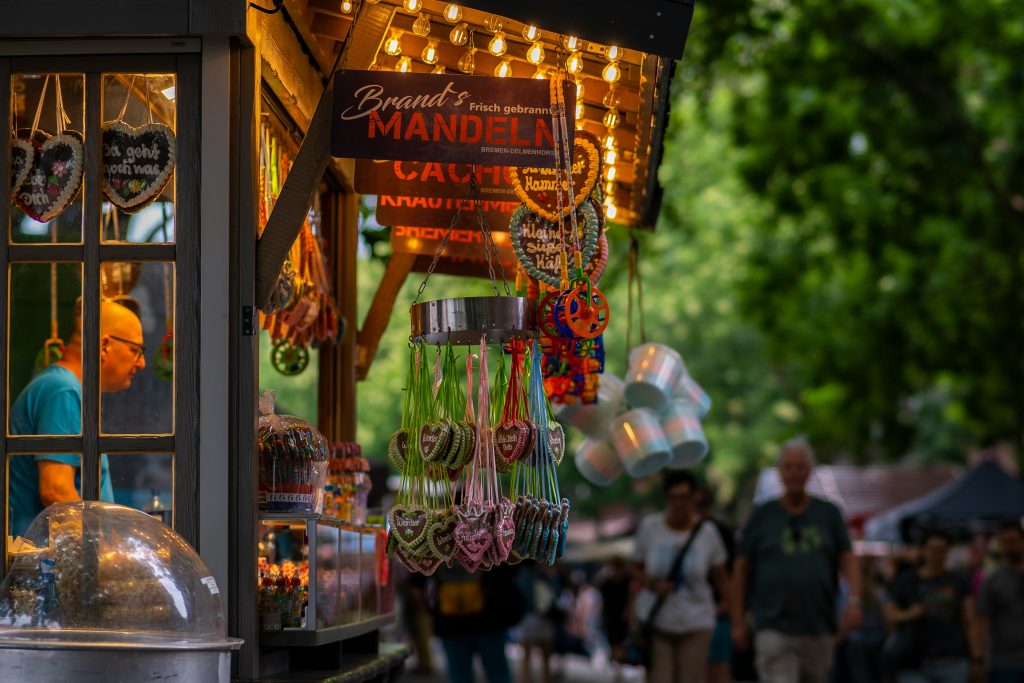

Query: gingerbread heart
<box><xmin>10</xmin><ymin>136</ymin><xmax>34</xmax><ymax>198</ymax></box>
<box><xmin>492</xmin><ymin>498</ymin><xmax>516</xmax><ymax>563</ymax></box>
<box><xmin>388</xmin><ymin>506</ymin><xmax>429</xmax><ymax>550</ymax></box>
<box><xmin>101</xmin><ymin>121</ymin><xmax>176</xmax><ymax>213</ymax></box>
<box><xmin>509</xmin><ymin>130</ymin><xmax>601</xmax><ymax>221</ymax></box>
<box><xmin>14</xmin><ymin>131</ymin><xmax>84</xmax><ymax>223</ymax></box>
<box><xmin>395</xmin><ymin>544</ymin><xmax>442</xmax><ymax>576</ymax></box>
<box><xmin>509</xmin><ymin>200</ymin><xmax>601</xmax><ymax>289</ymax></box>
<box><xmin>548</xmin><ymin>423</ymin><xmax>565</xmax><ymax>465</ymax></box>
<box><xmin>456</xmin><ymin>525</ymin><xmax>494</xmax><ymax>573</ymax></box>
<box><xmin>386</xmin><ymin>529</ymin><xmax>398</xmax><ymax>555</ymax></box>
<box><xmin>442</xmin><ymin>420</ymin><xmax>464</xmax><ymax>468</ymax></box>
<box><xmin>387</xmin><ymin>429</ymin><xmax>409</xmax><ymax>471</ymax></box>
<box><xmin>494</xmin><ymin>420</ymin><xmax>531</xmax><ymax>464</ymax></box>
<box><xmin>420</xmin><ymin>420</ymin><xmax>452</xmax><ymax>462</ymax></box>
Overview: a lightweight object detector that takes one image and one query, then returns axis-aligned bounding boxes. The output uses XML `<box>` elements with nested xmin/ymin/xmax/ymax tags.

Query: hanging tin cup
<box><xmin>608</xmin><ymin>408</ymin><xmax>672</xmax><ymax>477</ymax></box>
<box><xmin>672</xmin><ymin>374</ymin><xmax>712</xmax><ymax>418</ymax></box>
<box><xmin>574</xmin><ymin>438</ymin><xmax>623</xmax><ymax>486</ymax></box>
<box><xmin>624</xmin><ymin>343</ymin><xmax>687</xmax><ymax>410</ymax></box>
<box><xmin>553</xmin><ymin>373</ymin><xmax>624</xmax><ymax>438</ymax></box>
<box><xmin>660</xmin><ymin>399</ymin><xmax>709</xmax><ymax>468</ymax></box>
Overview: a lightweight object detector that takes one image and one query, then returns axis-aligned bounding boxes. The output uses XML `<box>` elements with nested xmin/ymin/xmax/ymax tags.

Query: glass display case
<box><xmin>258</xmin><ymin>513</ymin><xmax>393</xmax><ymax>647</ymax></box>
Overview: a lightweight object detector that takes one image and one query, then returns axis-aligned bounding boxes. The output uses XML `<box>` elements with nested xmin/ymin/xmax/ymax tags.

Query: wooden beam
<box><xmin>255</xmin><ymin>5</ymin><xmax>326</xmax><ymax>130</ymax></box>
<box><xmin>310</xmin><ymin>13</ymin><xmax>353</xmax><ymax>44</ymax></box>
<box><xmin>355</xmin><ymin>251</ymin><xmax>416</xmax><ymax>380</ymax></box>
<box><xmin>283</xmin><ymin>0</ymin><xmax>336</xmax><ymax>76</ymax></box>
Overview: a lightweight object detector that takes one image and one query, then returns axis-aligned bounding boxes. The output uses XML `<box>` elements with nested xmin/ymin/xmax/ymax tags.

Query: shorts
<box><xmin>708</xmin><ymin>616</ymin><xmax>733</xmax><ymax>663</ymax></box>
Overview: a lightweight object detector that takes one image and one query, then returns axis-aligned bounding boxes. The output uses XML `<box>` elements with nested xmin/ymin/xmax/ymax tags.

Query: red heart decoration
<box><xmin>494</xmin><ymin>420</ymin><xmax>531</xmax><ymax>464</ymax></box>
<box><xmin>13</xmin><ymin>131</ymin><xmax>84</xmax><ymax>223</ymax></box>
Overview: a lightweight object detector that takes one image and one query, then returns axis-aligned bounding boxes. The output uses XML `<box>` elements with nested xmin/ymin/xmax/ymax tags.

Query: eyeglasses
<box><xmin>107</xmin><ymin>335</ymin><xmax>146</xmax><ymax>360</ymax></box>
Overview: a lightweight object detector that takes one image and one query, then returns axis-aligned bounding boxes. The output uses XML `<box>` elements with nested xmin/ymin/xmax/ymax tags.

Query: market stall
<box><xmin>0</xmin><ymin>0</ymin><xmax>695</xmax><ymax>680</ymax></box>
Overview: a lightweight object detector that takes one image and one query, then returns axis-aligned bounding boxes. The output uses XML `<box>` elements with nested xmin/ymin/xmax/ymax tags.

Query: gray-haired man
<box><xmin>730</xmin><ymin>438</ymin><xmax>862</xmax><ymax>683</ymax></box>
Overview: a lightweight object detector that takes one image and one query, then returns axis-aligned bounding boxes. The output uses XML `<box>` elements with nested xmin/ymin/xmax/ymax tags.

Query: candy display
<box><xmin>257</xmin><ymin>560</ymin><xmax>309</xmax><ymax>631</ymax></box>
<box><xmin>257</xmin><ymin>391</ymin><xmax>330</xmax><ymax>514</ymax></box>
<box><xmin>324</xmin><ymin>450</ymin><xmax>371</xmax><ymax>523</ymax></box>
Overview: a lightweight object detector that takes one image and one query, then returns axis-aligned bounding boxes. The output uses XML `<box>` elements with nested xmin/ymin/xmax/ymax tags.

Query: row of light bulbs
<box><xmin>366</xmin><ymin>0</ymin><xmax>624</xmax><ymax>220</ymax></box>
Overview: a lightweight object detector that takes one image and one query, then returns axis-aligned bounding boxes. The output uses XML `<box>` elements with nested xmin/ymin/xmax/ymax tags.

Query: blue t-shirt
<box><xmin>9</xmin><ymin>365</ymin><xmax>114</xmax><ymax>537</ymax></box>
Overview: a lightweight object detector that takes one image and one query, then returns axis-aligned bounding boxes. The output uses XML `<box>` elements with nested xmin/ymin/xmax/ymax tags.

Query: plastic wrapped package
<box><xmin>325</xmin><ymin>456</ymin><xmax>372</xmax><ymax>523</ymax></box>
<box><xmin>0</xmin><ymin>501</ymin><xmax>227</xmax><ymax>645</ymax></box>
<box><xmin>258</xmin><ymin>391</ymin><xmax>330</xmax><ymax>513</ymax></box>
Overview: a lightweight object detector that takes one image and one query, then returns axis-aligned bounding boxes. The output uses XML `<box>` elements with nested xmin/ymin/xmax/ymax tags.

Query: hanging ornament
<box><xmin>509</xmin><ymin>199</ymin><xmax>602</xmax><ymax>288</ymax></box>
<box><xmin>271</xmin><ymin>340</ymin><xmax>309</xmax><ymax>375</ymax></box>
<box><xmin>9</xmin><ymin>136</ymin><xmax>34</xmax><ymax>199</ymax></box>
<box><xmin>509</xmin><ymin>129</ymin><xmax>601</xmax><ymax>222</ymax></box>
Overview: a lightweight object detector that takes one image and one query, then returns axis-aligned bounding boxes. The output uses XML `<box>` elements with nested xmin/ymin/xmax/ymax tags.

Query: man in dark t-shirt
<box><xmin>884</xmin><ymin>529</ymin><xmax>972</xmax><ymax>683</ymax></box>
<box><xmin>974</xmin><ymin>521</ymin><xmax>1024</xmax><ymax>682</ymax></box>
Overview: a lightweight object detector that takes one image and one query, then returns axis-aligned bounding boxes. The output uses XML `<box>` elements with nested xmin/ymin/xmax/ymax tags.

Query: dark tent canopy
<box><xmin>865</xmin><ymin>461</ymin><xmax>1024</xmax><ymax>543</ymax></box>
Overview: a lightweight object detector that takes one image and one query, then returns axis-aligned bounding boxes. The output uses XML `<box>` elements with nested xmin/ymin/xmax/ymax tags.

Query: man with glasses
<box><xmin>9</xmin><ymin>299</ymin><xmax>147</xmax><ymax>537</ymax></box>
<box><xmin>730</xmin><ymin>437</ymin><xmax>862</xmax><ymax>683</ymax></box>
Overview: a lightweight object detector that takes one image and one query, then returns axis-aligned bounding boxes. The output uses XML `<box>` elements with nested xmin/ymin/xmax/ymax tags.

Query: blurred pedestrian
<box><xmin>601</xmin><ymin>556</ymin><xmax>633</xmax><ymax>664</ymax></box>
<box><xmin>884</xmin><ymin>529</ymin><xmax>972</xmax><ymax>683</ymax></box>
<box><xmin>695</xmin><ymin>485</ymin><xmax>736</xmax><ymax>683</ymax></box>
<box><xmin>515</xmin><ymin>562</ymin><xmax>561</xmax><ymax>683</ymax></box>
<box><xmin>634</xmin><ymin>470</ymin><xmax>731</xmax><ymax>683</ymax></box>
<box><xmin>972</xmin><ymin>520</ymin><xmax>1024</xmax><ymax>683</ymax></box>
<box><xmin>730</xmin><ymin>437</ymin><xmax>862</xmax><ymax>683</ymax></box>
<box><xmin>427</xmin><ymin>562</ymin><xmax>523</xmax><ymax>683</ymax></box>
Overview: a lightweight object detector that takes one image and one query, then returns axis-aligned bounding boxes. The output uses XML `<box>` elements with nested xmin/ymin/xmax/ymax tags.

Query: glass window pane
<box><xmin>105</xmin><ymin>452</ymin><xmax>173</xmax><ymax>525</ymax></box>
<box><xmin>7</xmin><ymin>452</ymin><xmax>87</xmax><ymax>540</ymax></box>
<box><xmin>99</xmin><ymin>262</ymin><xmax>174</xmax><ymax>435</ymax></box>
<box><xmin>8</xmin><ymin>262</ymin><xmax>83</xmax><ymax>436</ymax></box>
<box><xmin>101</xmin><ymin>74</ymin><xmax>176</xmax><ymax>243</ymax></box>
<box><xmin>9</xmin><ymin>73</ymin><xmax>85</xmax><ymax>243</ymax></box>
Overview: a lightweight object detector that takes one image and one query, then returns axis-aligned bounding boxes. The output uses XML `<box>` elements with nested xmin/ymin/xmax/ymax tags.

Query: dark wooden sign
<box><xmin>354</xmin><ymin>159</ymin><xmax>516</xmax><ymax>199</ymax></box>
<box><xmin>375</xmin><ymin>195</ymin><xmax>519</xmax><ymax>231</ymax></box>
<box><xmin>331</xmin><ymin>71</ymin><xmax>574</xmax><ymax>168</ymax></box>
<box><xmin>391</xmin><ymin>224</ymin><xmax>516</xmax><ymax>265</ymax></box>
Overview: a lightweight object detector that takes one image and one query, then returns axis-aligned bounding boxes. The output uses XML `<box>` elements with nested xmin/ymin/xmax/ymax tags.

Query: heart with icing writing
<box><xmin>419</xmin><ymin>420</ymin><xmax>452</xmax><ymax>462</ymax></box>
<box><xmin>101</xmin><ymin>121</ymin><xmax>176</xmax><ymax>213</ymax></box>
<box><xmin>388</xmin><ymin>506</ymin><xmax>429</xmax><ymax>551</ymax></box>
<box><xmin>10</xmin><ymin>136</ymin><xmax>34</xmax><ymax>199</ymax></box>
<box><xmin>509</xmin><ymin>130</ymin><xmax>601</xmax><ymax>222</ymax></box>
<box><xmin>387</xmin><ymin>429</ymin><xmax>409</xmax><ymax>471</ymax></box>
<box><xmin>395</xmin><ymin>544</ymin><xmax>442</xmax><ymax>576</ymax></box>
<box><xmin>494</xmin><ymin>420</ymin><xmax>532</xmax><ymax>465</ymax></box>
<box><xmin>426</xmin><ymin>514</ymin><xmax>458</xmax><ymax>562</ymax></box>
<box><xmin>456</xmin><ymin>525</ymin><xmax>494</xmax><ymax>573</ymax></box>
<box><xmin>509</xmin><ymin>199</ymin><xmax>600</xmax><ymax>289</ymax></box>
<box><xmin>548</xmin><ymin>423</ymin><xmax>565</xmax><ymax>465</ymax></box>
<box><xmin>14</xmin><ymin>131</ymin><xmax>84</xmax><ymax>223</ymax></box>
<box><xmin>492</xmin><ymin>498</ymin><xmax>516</xmax><ymax>562</ymax></box>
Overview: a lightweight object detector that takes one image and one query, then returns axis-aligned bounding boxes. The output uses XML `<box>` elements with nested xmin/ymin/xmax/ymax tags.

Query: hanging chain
<box><xmin>410</xmin><ymin>191</ymin><xmax>470</xmax><ymax>306</ymax></box>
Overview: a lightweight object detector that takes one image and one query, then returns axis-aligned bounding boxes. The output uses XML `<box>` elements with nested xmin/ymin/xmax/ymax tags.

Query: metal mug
<box><xmin>573</xmin><ymin>438</ymin><xmax>623</xmax><ymax>486</ymax></box>
<box><xmin>609</xmin><ymin>408</ymin><xmax>672</xmax><ymax>477</ymax></box>
<box><xmin>661</xmin><ymin>399</ymin><xmax>708</xmax><ymax>468</ymax></box>
<box><xmin>672</xmin><ymin>374</ymin><xmax>712</xmax><ymax>418</ymax></box>
<box><xmin>553</xmin><ymin>373</ymin><xmax>624</xmax><ymax>438</ymax></box>
<box><xmin>624</xmin><ymin>343</ymin><xmax>687</xmax><ymax>410</ymax></box>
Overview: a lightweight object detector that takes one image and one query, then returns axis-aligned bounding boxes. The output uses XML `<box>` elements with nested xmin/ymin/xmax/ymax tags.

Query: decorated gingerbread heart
<box><xmin>426</xmin><ymin>513</ymin><xmax>458</xmax><ymax>562</ymax></box>
<box><xmin>388</xmin><ymin>506</ymin><xmax>430</xmax><ymax>551</ymax></box>
<box><xmin>509</xmin><ymin>130</ymin><xmax>601</xmax><ymax>221</ymax></box>
<box><xmin>494</xmin><ymin>420</ymin><xmax>531</xmax><ymax>464</ymax></box>
<box><xmin>13</xmin><ymin>131</ymin><xmax>84</xmax><ymax>223</ymax></box>
<box><xmin>509</xmin><ymin>200</ymin><xmax>601</xmax><ymax>288</ymax></box>
<box><xmin>387</xmin><ymin>429</ymin><xmax>409</xmax><ymax>471</ymax></box>
<box><xmin>101</xmin><ymin>121</ymin><xmax>176</xmax><ymax>214</ymax></box>
<box><xmin>394</xmin><ymin>544</ymin><xmax>442</xmax><ymax>576</ymax></box>
<box><xmin>10</xmin><ymin>136</ymin><xmax>34</xmax><ymax>199</ymax></box>
<box><xmin>419</xmin><ymin>420</ymin><xmax>452</xmax><ymax>462</ymax></box>
<box><xmin>548</xmin><ymin>423</ymin><xmax>565</xmax><ymax>465</ymax></box>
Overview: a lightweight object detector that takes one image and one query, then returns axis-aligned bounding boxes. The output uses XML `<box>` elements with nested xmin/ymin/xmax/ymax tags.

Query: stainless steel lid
<box><xmin>409</xmin><ymin>296</ymin><xmax>538</xmax><ymax>346</ymax></box>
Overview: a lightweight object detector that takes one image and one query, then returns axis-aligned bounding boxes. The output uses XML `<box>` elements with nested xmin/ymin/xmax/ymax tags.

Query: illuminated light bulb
<box><xmin>384</xmin><ymin>31</ymin><xmax>402</xmax><ymax>56</ymax></box>
<box><xmin>605</xmin><ymin>165</ymin><xmax>616</xmax><ymax>181</ymax></box>
<box><xmin>494</xmin><ymin>60</ymin><xmax>512</xmax><ymax>78</ymax></box>
<box><xmin>523</xmin><ymin>25</ymin><xmax>540</xmax><ymax>42</ymax></box>
<box><xmin>603</xmin><ymin>133</ymin><xmax>616</xmax><ymax>150</ymax></box>
<box><xmin>488</xmin><ymin>32</ymin><xmax>507</xmax><ymax>56</ymax></box>
<box><xmin>566</xmin><ymin>52</ymin><xmax>584</xmax><ymax>75</ymax></box>
<box><xmin>575</xmin><ymin>101</ymin><xmax>584</xmax><ymax>120</ymax></box>
<box><xmin>395</xmin><ymin>56</ymin><xmax>413</xmax><ymax>72</ymax></box>
<box><xmin>563</xmin><ymin>35</ymin><xmax>582</xmax><ymax>51</ymax></box>
<box><xmin>449</xmin><ymin>22</ymin><xmax>469</xmax><ymax>46</ymax></box>
<box><xmin>458</xmin><ymin>48</ymin><xmax>476</xmax><ymax>74</ymax></box>
<box><xmin>604</xmin><ymin>148</ymin><xmax>617</xmax><ymax>165</ymax></box>
<box><xmin>442</xmin><ymin>3</ymin><xmax>462</xmax><ymax>22</ymax></box>
<box><xmin>421</xmin><ymin>40</ymin><xmax>440</xmax><ymax>64</ymax></box>
<box><xmin>402</xmin><ymin>0</ymin><xmax>422</xmax><ymax>12</ymax></box>
<box><xmin>575</xmin><ymin>79</ymin><xmax>585</xmax><ymax>99</ymax></box>
<box><xmin>526</xmin><ymin>41</ymin><xmax>545</xmax><ymax>65</ymax></box>
<box><xmin>412</xmin><ymin>12</ymin><xmax>431</xmax><ymax>36</ymax></box>
<box><xmin>432</xmin><ymin>64</ymin><xmax>446</xmax><ymax>74</ymax></box>
<box><xmin>485</xmin><ymin>14</ymin><xmax>503</xmax><ymax>32</ymax></box>
<box><xmin>607</xmin><ymin>45</ymin><xmax>622</xmax><ymax>61</ymax></box>
<box><xmin>340</xmin><ymin>0</ymin><xmax>354</xmax><ymax>14</ymax></box>
<box><xmin>604</xmin><ymin>180</ymin><xmax>615</xmax><ymax>196</ymax></box>
<box><xmin>602</xmin><ymin>61</ymin><xmax>621</xmax><ymax>83</ymax></box>
<box><xmin>602</xmin><ymin>87</ymin><xmax>621</xmax><ymax>109</ymax></box>
<box><xmin>532</xmin><ymin>67</ymin><xmax>548</xmax><ymax>80</ymax></box>
<box><xmin>604</xmin><ymin>202</ymin><xmax>617</xmax><ymax>219</ymax></box>
<box><xmin>603</xmin><ymin>108</ymin><xmax>620</xmax><ymax>128</ymax></box>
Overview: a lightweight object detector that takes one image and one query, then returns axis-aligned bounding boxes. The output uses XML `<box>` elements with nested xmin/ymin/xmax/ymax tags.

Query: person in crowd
<box><xmin>633</xmin><ymin>470</ymin><xmax>731</xmax><ymax>683</ymax></box>
<box><xmin>398</xmin><ymin>566</ymin><xmax>435</xmax><ymax>675</ymax></box>
<box><xmin>832</xmin><ymin>559</ymin><xmax>888</xmax><ymax>683</ymax></box>
<box><xmin>884</xmin><ymin>529</ymin><xmax>973</xmax><ymax>683</ymax></box>
<box><xmin>730</xmin><ymin>437</ymin><xmax>862</xmax><ymax>683</ymax></box>
<box><xmin>9</xmin><ymin>299</ymin><xmax>146</xmax><ymax>537</ymax></box>
<box><xmin>566</xmin><ymin>572</ymin><xmax>604</xmax><ymax>664</ymax></box>
<box><xmin>600</xmin><ymin>556</ymin><xmax>633</xmax><ymax>667</ymax></box>
<box><xmin>426</xmin><ymin>562</ymin><xmax>522</xmax><ymax>683</ymax></box>
<box><xmin>973</xmin><ymin>520</ymin><xmax>1024</xmax><ymax>683</ymax></box>
<box><xmin>514</xmin><ymin>561</ymin><xmax>562</xmax><ymax>683</ymax></box>
<box><xmin>694</xmin><ymin>485</ymin><xmax>736</xmax><ymax>683</ymax></box>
